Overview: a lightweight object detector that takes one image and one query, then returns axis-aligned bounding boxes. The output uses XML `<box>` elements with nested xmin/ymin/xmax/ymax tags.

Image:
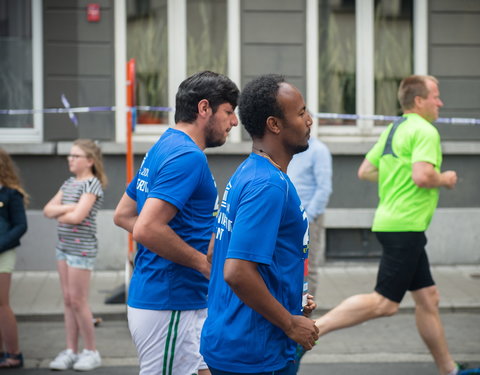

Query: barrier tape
<box><xmin>61</xmin><ymin>94</ymin><xmax>79</xmax><ymax>127</ymax></box>
<box><xmin>1</xmin><ymin>105</ymin><xmax>480</xmax><ymax>125</ymax></box>
<box><xmin>314</xmin><ymin>112</ymin><xmax>480</xmax><ymax>125</ymax></box>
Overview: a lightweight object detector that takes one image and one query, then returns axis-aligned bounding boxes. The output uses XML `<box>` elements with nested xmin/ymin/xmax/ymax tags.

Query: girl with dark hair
<box><xmin>0</xmin><ymin>148</ymin><xmax>28</xmax><ymax>369</ymax></box>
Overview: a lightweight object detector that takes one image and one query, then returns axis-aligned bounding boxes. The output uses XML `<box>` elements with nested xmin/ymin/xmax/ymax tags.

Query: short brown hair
<box><xmin>397</xmin><ymin>75</ymin><xmax>438</xmax><ymax>111</ymax></box>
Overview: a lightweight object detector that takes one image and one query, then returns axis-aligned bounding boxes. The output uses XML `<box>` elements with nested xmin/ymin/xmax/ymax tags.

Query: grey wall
<box><xmin>15</xmin><ymin>210</ymin><xmax>128</xmax><ymax>271</ymax></box>
<box><xmin>241</xmin><ymin>0</ymin><xmax>306</xmax><ymax>93</ymax></box>
<box><xmin>327</xmin><ymin>154</ymin><xmax>480</xmax><ymax>209</ymax></box>
<box><xmin>9</xmin><ymin>144</ymin><xmax>480</xmax><ymax>267</ymax></box>
<box><xmin>11</xmin><ymin>152</ymin><xmax>248</xmax><ymax>211</ymax></box>
<box><xmin>429</xmin><ymin>0</ymin><xmax>480</xmax><ymax>140</ymax></box>
<box><xmin>240</xmin><ymin>0</ymin><xmax>307</xmax><ymax>137</ymax></box>
<box><xmin>43</xmin><ymin>0</ymin><xmax>115</xmax><ymax>141</ymax></box>
<box><xmin>13</xmin><ymin>154</ymin><xmax>129</xmax><ymax>210</ymax></box>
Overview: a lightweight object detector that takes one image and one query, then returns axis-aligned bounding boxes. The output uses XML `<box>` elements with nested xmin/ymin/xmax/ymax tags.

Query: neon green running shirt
<box><xmin>366</xmin><ymin>113</ymin><xmax>442</xmax><ymax>232</ymax></box>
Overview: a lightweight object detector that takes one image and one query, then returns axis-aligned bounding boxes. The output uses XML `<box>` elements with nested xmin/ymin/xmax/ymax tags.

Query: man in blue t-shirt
<box><xmin>200</xmin><ymin>74</ymin><xmax>319</xmax><ymax>375</ymax></box>
<box><xmin>114</xmin><ymin>71</ymin><xmax>239</xmax><ymax>375</ymax></box>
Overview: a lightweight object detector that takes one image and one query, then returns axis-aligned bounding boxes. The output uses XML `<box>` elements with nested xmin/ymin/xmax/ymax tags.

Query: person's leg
<box><xmin>176</xmin><ymin>309</ymin><xmax>210</xmax><ymax>375</ymax></box>
<box><xmin>129</xmin><ymin>308</ymin><xmax>210</xmax><ymax>375</ymax></box>
<box><xmin>67</xmin><ymin>266</ymin><xmax>96</xmax><ymax>350</ymax></box>
<box><xmin>411</xmin><ymin>285</ymin><xmax>456</xmax><ymax>375</ymax></box>
<box><xmin>196</xmin><ymin>309</ymin><xmax>211</xmax><ymax>375</ymax></box>
<box><xmin>0</xmin><ymin>272</ymin><xmax>21</xmax><ymax>367</ymax></box>
<box><xmin>316</xmin><ymin>232</ymin><xmax>426</xmax><ymax>337</ymax></box>
<box><xmin>57</xmin><ymin>259</ymin><xmax>79</xmax><ymax>352</ymax></box>
<box><xmin>128</xmin><ymin>307</ymin><xmax>176</xmax><ymax>375</ymax></box>
<box><xmin>315</xmin><ymin>290</ymin><xmax>398</xmax><ymax>336</ymax></box>
<box><xmin>306</xmin><ymin>215</ymin><xmax>324</xmax><ymax>298</ymax></box>
<box><xmin>404</xmin><ymin>234</ymin><xmax>456</xmax><ymax>375</ymax></box>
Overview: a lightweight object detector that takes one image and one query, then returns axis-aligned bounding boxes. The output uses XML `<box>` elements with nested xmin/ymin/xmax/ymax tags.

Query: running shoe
<box><xmin>73</xmin><ymin>349</ymin><xmax>101</xmax><ymax>371</ymax></box>
<box><xmin>49</xmin><ymin>349</ymin><xmax>78</xmax><ymax>370</ymax></box>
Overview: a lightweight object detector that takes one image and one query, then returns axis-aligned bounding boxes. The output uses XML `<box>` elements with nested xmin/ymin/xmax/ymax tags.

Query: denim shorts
<box><xmin>56</xmin><ymin>249</ymin><xmax>96</xmax><ymax>270</ymax></box>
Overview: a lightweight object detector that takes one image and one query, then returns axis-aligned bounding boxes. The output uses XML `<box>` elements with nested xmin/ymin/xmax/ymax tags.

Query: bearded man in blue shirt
<box><xmin>114</xmin><ymin>71</ymin><xmax>239</xmax><ymax>375</ymax></box>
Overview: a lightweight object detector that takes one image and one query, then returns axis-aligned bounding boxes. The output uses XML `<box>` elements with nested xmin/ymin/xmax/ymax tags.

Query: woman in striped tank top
<box><xmin>43</xmin><ymin>139</ymin><xmax>107</xmax><ymax>371</ymax></box>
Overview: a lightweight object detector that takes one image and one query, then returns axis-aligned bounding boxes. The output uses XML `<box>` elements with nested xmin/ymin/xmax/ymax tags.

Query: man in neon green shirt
<box><xmin>313</xmin><ymin>76</ymin><xmax>479</xmax><ymax>375</ymax></box>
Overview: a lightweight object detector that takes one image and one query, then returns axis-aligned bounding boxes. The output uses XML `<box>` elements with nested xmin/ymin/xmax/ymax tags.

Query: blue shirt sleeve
<box><xmin>227</xmin><ymin>182</ymin><xmax>286</xmax><ymax>265</ymax></box>
<box><xmin>148</xmin><ymin>150</ymin><xmax>206</xmax><ymax>211</ymax></box>
<box><xmin>305</xmin><ymin>142</ymin><xmax>332</xmax><ymax>219</ymax></box>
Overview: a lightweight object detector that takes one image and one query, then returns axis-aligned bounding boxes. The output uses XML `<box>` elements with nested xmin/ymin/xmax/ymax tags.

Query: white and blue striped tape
<box><xmin>1</xmin><ymin>105</ymin><xmax>479</xmax><ymax>125</ymax></box>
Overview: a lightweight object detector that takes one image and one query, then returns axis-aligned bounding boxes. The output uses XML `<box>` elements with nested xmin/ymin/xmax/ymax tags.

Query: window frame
<box><xmin>117</xmin><ymin>0</ymin><xmax>242</xmax><ymax>143</ymax></box>
<box><xmin>308</xmin><ymin>0</ymin><xmax>428</xmax><ymax>139</ymax></box>
<box><xmin>0</xmin><ymin>0</ymin><xmax>43</xmax><ymax>143</ymax></box>
<box><xmin>115</xmin><ymin>0</ymin><xmax>427</xmax><ymax>143</ymax></box>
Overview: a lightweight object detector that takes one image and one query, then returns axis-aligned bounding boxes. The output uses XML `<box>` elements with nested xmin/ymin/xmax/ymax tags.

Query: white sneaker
<box><xmin>49</xmin><ymin>349</ymin><xmax>78</xmax><ymax>370</ymax></box>
<box><xmin>72</xmin><ymin>349</ymin><xmax>101</xmax><ymax>371</ymax></box>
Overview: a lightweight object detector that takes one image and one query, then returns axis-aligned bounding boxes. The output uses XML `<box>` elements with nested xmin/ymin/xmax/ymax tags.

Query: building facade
<box><xmin>1</xmin><ymin>0</ymin><xmax>479</xmax><ymax>270</ymax></box>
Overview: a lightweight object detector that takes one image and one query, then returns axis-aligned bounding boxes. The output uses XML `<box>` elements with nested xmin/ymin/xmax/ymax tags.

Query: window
<box><xmin>126</xmin><ymin>0</ymin><xmax>228</xmax><ymax>128</ymax></box>
<box><xmin>0</xmin><ymin>0</ymin><xmax>43</xmax><ymax>142</ymax></box>
<box><xmin>374</xmin><ymin>0</ymin><xmax>413</xmax><ymax>125</ymax></box>
<box><xmin>317</xmin><ymin>0</ymin><xmax>356</xmax><ymax>125</ymax></box>
<box><xmin>126</xmin><ymin>0</ymin><xmax>169</xmax><ymax>125</ymax></box>
<box><xmin>187</xmin><ymin>0</ymin><xmax>228</xmax><ymax>76</ymax></box>
<box><xmin>0</xmin><ymin>0</ymin><xmax>42</xmax><ymax>142</ymax></box>
<box><xmin>0</xmin><ymin>0</ymin><xmax>33</xmax><ymax>128</ymax></box>
<box><xmin>315</xmin><ymin>0</ymin><xmax>414</xmax><ymax>130</ymax></box>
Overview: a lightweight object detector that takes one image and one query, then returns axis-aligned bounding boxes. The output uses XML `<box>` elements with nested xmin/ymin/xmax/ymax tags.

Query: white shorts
<box><xmin>128</xmin><ymin>306</ymin><xmax>208</xmax><ymax>375</ymax></box>
<box><xmin>0</xmin><ymin>249</ymin><xmax>16</xmax><ymax>273</ymax></box>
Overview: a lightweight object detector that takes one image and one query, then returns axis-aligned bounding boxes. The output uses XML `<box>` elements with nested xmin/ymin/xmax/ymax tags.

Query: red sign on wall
<box><xmin>87</xmin><ymin>3</ymin><xmax>101</xmax><ymax>22</ymax></box>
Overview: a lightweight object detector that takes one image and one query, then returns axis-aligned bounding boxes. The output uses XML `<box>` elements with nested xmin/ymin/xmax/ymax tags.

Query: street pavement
<box><xmin>8</xmin><ymin>263</ymin><xmax>480</xmax><ymax>373</ymax></box>
<box><xmin>3</xmin><ymin>313</ymin><xmax>480</xmax><ymax>374</ymax></box>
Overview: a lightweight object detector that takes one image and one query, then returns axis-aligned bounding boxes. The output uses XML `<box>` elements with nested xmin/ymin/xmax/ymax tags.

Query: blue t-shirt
<box><xmin>126</xmin><ymin>128</ymin><xmax>218</xmax><ymax>310</ymax></box>
<box><xmin>201</xmin><ymin>153</ymin><xmax>309</xmax><ymax>373</ymax></box>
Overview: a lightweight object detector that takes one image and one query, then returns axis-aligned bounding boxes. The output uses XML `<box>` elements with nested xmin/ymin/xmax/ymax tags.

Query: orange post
<box><xmin>126</xmin><ymin>59</ymin><xmax>136</xmax><ymax>269</ymax></box>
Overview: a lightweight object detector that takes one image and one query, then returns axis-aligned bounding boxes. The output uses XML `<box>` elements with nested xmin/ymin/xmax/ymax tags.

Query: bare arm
<box><xmin>57</xmin><ymin>193</ymin><xmax>98</xmax><ymax>225</ymax></box>
<box><xmin>412</xmin><ymin>162</ymin><xmax>457</xmax><ymax>189</ymax></box>
<box><xmin>206</xmin><ymin>232</ymin><xmax>215</xmax><ymax>264</ymax></box>
<box><xmin>132</xmin><ymin>197</ymin><xmax>211</xmax><ymax>279</ymax></box>
<box><xmin>113</xmin><ymin>193</ymin><xmax>138</xmax><ymax>233</ymax></box>
<box><xmin>224</xmin><ymin>258</ymin><xmax>319</xmax><ymax>350</ymax></box>
<box><xmin>43</xmin><ymin>190</ymin><xmax>75</xmax><ymax>219</ymax></box>
<box><xmin>357</xmin><ymin>158</ymin><xmax>379</xmax><ymax>182</ymax></box>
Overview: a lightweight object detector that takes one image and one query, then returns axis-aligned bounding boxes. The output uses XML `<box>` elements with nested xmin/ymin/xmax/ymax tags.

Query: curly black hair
<box><xmin>239</xmin><ymin>74</ymin><xmax>285</xmax><ymax>139</ymax></box>
<box><xmin>174</xmin><ymin>71</ymin><xmax>239</xmax><ymax>124</ymax></box>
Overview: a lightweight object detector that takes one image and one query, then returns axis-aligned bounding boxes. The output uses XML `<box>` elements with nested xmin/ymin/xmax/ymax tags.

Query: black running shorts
<box><xmin>374</xmin><ymin>231</ymin><xmax>435</xmax><ymax>303</ymax></box>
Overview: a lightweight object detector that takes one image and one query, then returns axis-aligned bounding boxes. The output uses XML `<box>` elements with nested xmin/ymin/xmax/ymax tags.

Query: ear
<box><xmin>414</xmin><ymin>95</ymin><xmax>424</xmax><ymax>108</ymax></box>
<box><xmin>86</xmin><ymin>157</ymin><xmax>95</xmax><ymax>169</ymax></box>
<box><xmin>197</xmin><ymin>99</ymin><xmax>211</xmax><ymax>119</ymax></box>
<box><xmin>265</xmin><ymin>116</ymin><xmax>281</xmax><ymax>135</ymax></box>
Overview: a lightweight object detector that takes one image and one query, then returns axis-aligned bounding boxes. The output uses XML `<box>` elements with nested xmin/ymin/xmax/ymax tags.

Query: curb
<box><xmin>16</xmin><ymin>305</ymin><xmax>480</xmax><ymax>322</ymax></box>
<box><xmin>16</xmin><ymin>311</ymin><xmax>128</xmax><ymax>322</ymax></box>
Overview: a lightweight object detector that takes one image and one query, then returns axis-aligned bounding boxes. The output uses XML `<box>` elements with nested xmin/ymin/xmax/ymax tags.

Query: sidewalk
<box><xmin>11</xmin><ymin>263</ymin><xmax>480</xmax><ymax>319</ymax></box>
<box><xmin>9</xmin><ymin>263</ymin><xmax>480</xmax><ymax>369</ymax></box>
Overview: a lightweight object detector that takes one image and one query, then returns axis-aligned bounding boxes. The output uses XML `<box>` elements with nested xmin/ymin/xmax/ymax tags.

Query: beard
<box><xmin>292</xmin><ymin>140</ymin><xmax>309</xmax><ymax>155</ymax></box>
<box><xmin>205</xmin><ymin>116</ymin><xmax>227</xmax><ymax>148</ymax></box>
